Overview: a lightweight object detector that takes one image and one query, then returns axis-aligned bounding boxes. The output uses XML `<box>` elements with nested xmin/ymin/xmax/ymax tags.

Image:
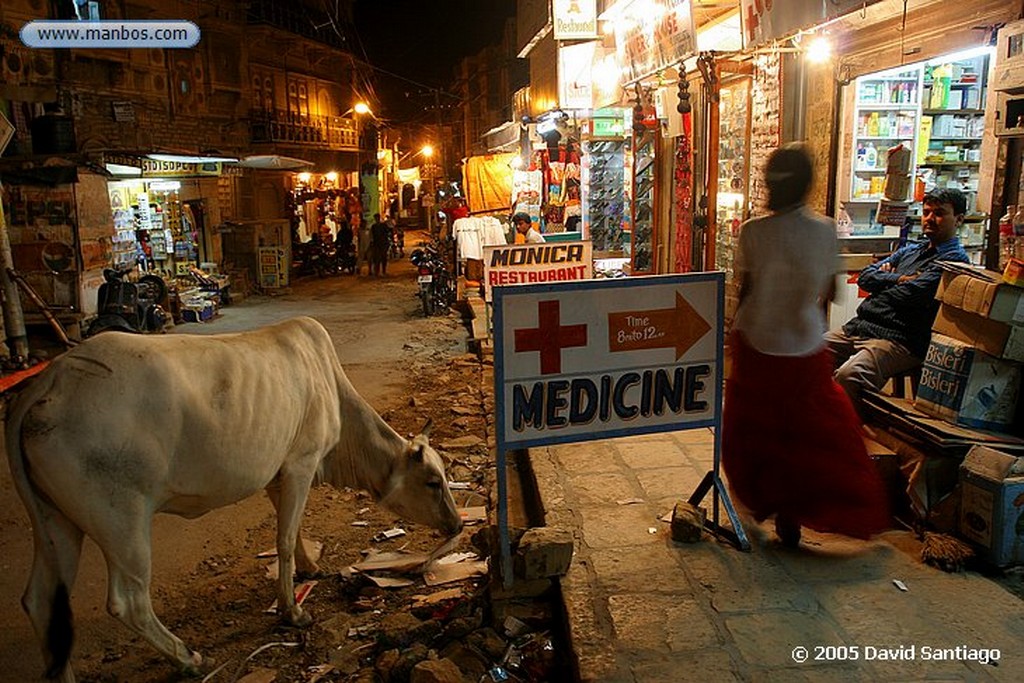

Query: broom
<box><xmin>920</xmin><ymin>531</ymin><xmax>974</xmax><ymax>573</ymax></box>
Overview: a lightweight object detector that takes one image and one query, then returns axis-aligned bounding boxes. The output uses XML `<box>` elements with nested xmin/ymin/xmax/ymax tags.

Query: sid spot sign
<box><xmin>493</xmin><ymin>273</ymin><xmax>724</xmax><ymax>450</ymax></box>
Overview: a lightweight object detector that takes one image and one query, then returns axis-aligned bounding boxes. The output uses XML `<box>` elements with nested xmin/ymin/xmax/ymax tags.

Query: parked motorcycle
<box><xmin>87</xmin><ymin>264</ymin><xmax>169</xmax><ymax>336</ymax></box>
<box><xmin>293</xmin><ymin>236</ymin><xmax>339</xmax><ymax>278</ymax></box>
<box><xmin>410</xmin><ymin>244</ymin><xmax>454</xmax><ymax>317</ymax></box>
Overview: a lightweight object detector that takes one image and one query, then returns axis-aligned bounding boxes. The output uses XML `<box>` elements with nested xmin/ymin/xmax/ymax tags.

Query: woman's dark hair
<box><xmin>765</xmin><ymin>143</ymin><xmax>813</xmax><ymax>212</ymax></box>
<box><xmin>512</xmin><ymin>212</ymin><xmax>531</xmax><ymax>224</ymax></box>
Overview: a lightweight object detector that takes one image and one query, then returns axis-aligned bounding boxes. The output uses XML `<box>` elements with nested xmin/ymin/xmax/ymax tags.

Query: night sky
<box><xmin>352</xmin><ymin>0</ymin><xmax>516</xmax><ymax>123</ymax></box>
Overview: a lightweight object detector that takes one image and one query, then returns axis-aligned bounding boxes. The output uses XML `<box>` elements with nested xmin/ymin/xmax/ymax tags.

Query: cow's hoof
<box><xmin>287</xmin><ymin>609</ymin><xmax>314</xmax><ymax>629</ymax></box>
<box><xmin>181</xmin><ymin>651</ymin><xmax>205</xmax><ymax>677</ymax></box>
<box><xmin>295</xmin><ymin>569</ymin><xmax>327</xmax><ymax>581</ymax></box>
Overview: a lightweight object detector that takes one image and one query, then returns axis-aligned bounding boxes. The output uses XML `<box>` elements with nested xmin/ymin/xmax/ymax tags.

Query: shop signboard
<box><xmin>483</xmin><ymin>240</ymin><xmax>593</xmax><ymax>303</ymax></box>
<box><xmin>493</xmin><ymin>273</ymin><xmax>721</xmax><ymax>449</ymax></box>
<box><xmin>491</xmin><ymin>272</ymin><xmax>745</xmax><ymax>580</ymax></box>
<box><xmin>740</xmin><ymin>0</ymin><xmax>883</xmax><ymax>50</ymax></box>
<box><xmin>142</xmin><ymin>159</ymin><xmax>221</xmax><ymax>177</ymax></box>
<box><xmin>614</xmin><ymin>0</ymin><xmax>696</xmax><ymax>84</ymax></box>
<box><xmin>552</xmin><ymin>0</ymin><xmax>598</xmax><ymax>40</ymax></box>
<box><xmin>559</xmin><ymin>42</ymin><xmax>596</xmax><ymax>110</ymax></box>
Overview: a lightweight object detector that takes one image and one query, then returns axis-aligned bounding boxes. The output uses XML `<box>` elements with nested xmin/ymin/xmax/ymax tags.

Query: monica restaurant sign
<box><xmin>483</xmin><ymin>240</ymin><xmax>593</xmax><ymax>303</ymax></box>
<box><xmin>553</xmin><ymin>0</ymin><xmax>598</xmax><ymax>40</ymax></box>
<box><xmin>493</xmin><ymin>273</ymin><xmax>724</xmax><ymax>450</ymax></box>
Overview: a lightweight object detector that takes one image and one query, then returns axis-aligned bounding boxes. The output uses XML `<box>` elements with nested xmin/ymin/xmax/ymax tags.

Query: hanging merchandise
<box><xmin>673</xmin><ymin>118</ymin><xmax>693</xmax><ymax>273</ymax></box>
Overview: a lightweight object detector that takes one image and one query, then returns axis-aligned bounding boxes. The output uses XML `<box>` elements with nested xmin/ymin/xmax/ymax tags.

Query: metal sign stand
<box><xmin>689</xmin><ymin>436</ymin><xmax>751</xmax><ymax>551</ymax></box>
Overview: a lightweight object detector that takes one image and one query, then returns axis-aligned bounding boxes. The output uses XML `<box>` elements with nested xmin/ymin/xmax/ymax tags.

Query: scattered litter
<box><xmin>364</xmin><ymin>575</ymin><xmax>415</xmax><ymax>589</ymax></box>
<box><xmin>647</xmin><ymin>527</ymin><xmax>658</xmax><ymax>534</ymax></box>
<box><xmin>459</xmin><ymin>506</ymin><xmax>488</xmax><ymax>525</ymax></box>
<box><xmin>892</xmin><ymin>579</ymin><xmax>908</xmax><ymax>592</ymax></box>
<box><xmin>372</xmin><ymin>528</ymin><xmax>407</xmax><ymax>542</ymax></box>
<box><xmin>357</xmin><ymin>507</ymin><xmax>370</xmax><ymax>515</ymax></box>
<box><xmin>503</xmin><ymin>615</ymin><xmax>529</xmax><ymax>638</ymax></box>
<box><xmin>659</xmin><ymin>511</ymin><xmax>673</xmax><ymax>523</ymax></box>
<box><xmin>229</xmin><ymin>641</ymin><xmax>300</xmax><ymax>682</ymax></box>
<box><xmin>352</xmin><ymin>550</ymin><xmax>430</xmax><ymax>573</ymax></box>
<box><xmin>489</xmin><ymin>665</ymin><xmax>510</xmax><ymax>681</ymax></box>
<box><xmin>350</xmin><ymin>521</ymin><xmax>370</xmax><ymax>527</ymax></box>
<box><xmin>440</xmin><ymin>435</ymin><xmax>485</xmax><ymax>449</ymax></box>
<box><xmin>410</xmin><ymin>587</ymin><xmax>463</xmax><ymax>607</ymax></box>
<box><xmin>451</xmin><ymin>405</ymin><xmax>479</xmax><ymax>415</ymax></box>
<box><xmin>449</xmin><ymin>481</ymin><xmax>473</xmax><ymax>490</ymax></box>
<box><xmin>264</xmin><ymin>581</ymin><xmax>318</xmax><ymax>614</ymax></box>
<box><xmin>264</xmin><ymin>561</ymin><xmax>278</xmax><ymax>580</ymax></box>
<box><xmin>434</xmin><ymin>551</ymin><xmax>478</xmax><ymax>565</ymax></box>
<box><xmin>424</xmin><ymin>559</ymin><xmax>489</xmax><ymax>586</ymax></box>
<box><xmin>255</xmin><ymin>539</ymin><xmax>322</xmax><ymax>561</ymax></box>
<box><xmin>616</xmin><ymin>497</ymin><xmax>645</xmax><ymax>506</ymax></box>
<box><xmin>236</xmin><ymin>668</ymin><xmax>277</xmax><ymax>683</ymax></box>
<box><xmin>306</xmin><ymin>663</ymin><xmax>335</xmax><ymax>683</ymax></box>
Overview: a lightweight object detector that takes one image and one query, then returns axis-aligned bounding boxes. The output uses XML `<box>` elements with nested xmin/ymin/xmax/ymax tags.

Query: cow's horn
<box><xmin>420</xmin><ymin>418</ymin><xmax>433</xmax><ymax>437</ymax></box>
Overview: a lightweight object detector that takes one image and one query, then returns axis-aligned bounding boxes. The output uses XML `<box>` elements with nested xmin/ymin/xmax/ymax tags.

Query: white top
<box><xmin>732</xmin><ymin>206</ymin><xmax>838</xmax><ymax>356</ymax></box>
<box><xmin>524</xmin><ymin>227</ymin><xmax>545</xmax><ymax>244</ymax></box>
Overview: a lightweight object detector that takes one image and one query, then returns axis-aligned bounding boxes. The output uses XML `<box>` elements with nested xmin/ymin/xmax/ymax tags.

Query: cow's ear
<box><xmin>411</xmin><ymin>444</ymin><xmax>426</xmax><ymax>462</ymax></box>
<box><xmin>419</xmin><ymin>418</ymin><xmax>433</xmax><ymax>438</ymax></box>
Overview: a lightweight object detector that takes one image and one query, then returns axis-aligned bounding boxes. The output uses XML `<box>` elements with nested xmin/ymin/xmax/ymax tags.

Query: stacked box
<box><xmin>959</xmin><ymin>445</ymin><xmax>1024</xmax><ymax>566</ymax></box>
<box><xmin>916</xmin><ymin>265</ymin><xmax>1024</xmax><ymax>432</ymax></box>
<box><xmin>916</xmin><ymin>334</ymin><xmax>1022</xmax><ymax>431</ymax></box>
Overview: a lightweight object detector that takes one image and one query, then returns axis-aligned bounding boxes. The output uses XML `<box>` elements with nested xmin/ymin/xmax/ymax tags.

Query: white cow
<box><xmin>5</xmin><ymin>316</ymin><xmax>463</xmax><ymax>682</ymax></box>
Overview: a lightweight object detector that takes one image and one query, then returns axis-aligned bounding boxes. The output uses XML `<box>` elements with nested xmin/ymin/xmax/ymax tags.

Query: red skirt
<box><xmin>722</xmin><ymin>331</ymin><xmax>889</xmax><ymax>539</ymax></box>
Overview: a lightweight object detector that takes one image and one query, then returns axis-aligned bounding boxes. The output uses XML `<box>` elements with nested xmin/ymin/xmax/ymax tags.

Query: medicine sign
<box><xmin>493</xmin><ymin>272</ymin><xmax>723</xmax><ymax>450</ymax></box>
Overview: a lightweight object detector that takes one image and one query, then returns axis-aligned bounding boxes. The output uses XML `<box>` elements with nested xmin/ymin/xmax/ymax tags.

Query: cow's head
<box><xmin>381</xmin><ymin>420</ymin><xmax>463</xmax><ymax>536</ymax></box>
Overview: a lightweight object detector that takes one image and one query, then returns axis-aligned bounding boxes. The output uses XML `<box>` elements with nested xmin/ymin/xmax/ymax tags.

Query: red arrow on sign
<box><xmin>607</xmin><ymin>291</ymin><xmax>711</xmax><ymax>359</ymax></box>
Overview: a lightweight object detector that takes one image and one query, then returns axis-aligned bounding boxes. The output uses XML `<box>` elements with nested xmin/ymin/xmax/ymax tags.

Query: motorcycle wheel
<box><xmin>139</xmin><ymin>274</ymin><xmax>169</xmax><ymax>303</ymax></box>
<box><xmin>421</xmin><ymin>289</ymin><xmax>433</xmax><ymax>317</ymax></box>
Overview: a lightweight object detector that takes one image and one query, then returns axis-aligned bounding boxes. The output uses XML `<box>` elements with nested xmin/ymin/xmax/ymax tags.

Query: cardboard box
<box><xmin>958</xmin><ymin>445</ymin><xmax>1024</xmax><ymax>566</ymax></box>
<box><xmin>932</xmin><ymin>303</ymin><xmax>1024</xmax><ymax>361</ymax></box>
<box><xmin>936</xmin><ymin>263</ymin><xmax>1024</xmax><ymax>324</ymax></box>
<box><xmin>916</xmin><ymin>333</ymin><xmax>1022</xmax><ymax>431</ymax></box>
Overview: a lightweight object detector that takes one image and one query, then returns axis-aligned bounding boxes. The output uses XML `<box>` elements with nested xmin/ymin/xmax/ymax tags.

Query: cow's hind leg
<box><xmin>23</xmin><ymin>502</ymin><xmax>84</xmax><ymax>683</ymax></box>
<box><xmin>97</xmin><ymin>512</ymin><xmax>202</xmax><ymax>675</ymax></box>
<box><xmin>265</xmin><ymin>467</ymin><xmax>317</xmax><ymax>627</ymax></box>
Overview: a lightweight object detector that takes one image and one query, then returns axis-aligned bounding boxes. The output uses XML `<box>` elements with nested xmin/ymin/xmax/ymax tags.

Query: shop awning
<box><xmin>238</xmin><ymin>155</ymin><xmax>315</xmax><ymax>170</ymax></box>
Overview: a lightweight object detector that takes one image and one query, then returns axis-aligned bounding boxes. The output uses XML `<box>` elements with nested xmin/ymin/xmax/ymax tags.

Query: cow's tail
<box><xmin>5</xmin><ymin>384</ymin><xmax>75</xmax><ymax>679</ymax></box>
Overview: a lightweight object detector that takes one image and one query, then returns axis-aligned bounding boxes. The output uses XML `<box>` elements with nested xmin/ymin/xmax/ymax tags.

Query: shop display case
<box><xmin>630</xmin><ymin>129</ymin><xmax>656</xmax><ymax>273</ymax></box>
<box><xmin>715</xmin><ymin>79</ymin><xmax>751</xmax><ymax>278</ymax></box>
<box><xmin>843</xmin><ymin>49</ymin><xmax>991</xmax><ymax>249</ymax></box>
<box><xmin>582</xmin><ymin>139</ymin><xmax>626</xmax><ymax>254</ymax></box>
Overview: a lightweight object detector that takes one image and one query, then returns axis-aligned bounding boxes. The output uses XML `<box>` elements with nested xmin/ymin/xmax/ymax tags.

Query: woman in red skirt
<box><xmin>723</xmin><ymin>144</ymin><xmax>889</xmax><ymax>546</ymax></box>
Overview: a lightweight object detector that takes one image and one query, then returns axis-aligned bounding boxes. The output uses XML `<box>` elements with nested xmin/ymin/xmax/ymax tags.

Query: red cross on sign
<box><xmin>514</xmin><ymin>300</ymin><xmax>587</xmax><ymax>375</ymax></box>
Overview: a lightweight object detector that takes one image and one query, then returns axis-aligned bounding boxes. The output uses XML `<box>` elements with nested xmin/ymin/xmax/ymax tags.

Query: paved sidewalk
<box><xmin>529</xmin><ymin>429</ymin><xmax>1024</xmax><ymax>682</ymax></box>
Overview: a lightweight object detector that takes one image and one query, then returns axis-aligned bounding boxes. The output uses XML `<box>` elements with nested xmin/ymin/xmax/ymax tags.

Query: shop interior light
<box><xmin>421</xmin><ymin>145</ymin><xmax>434</xmax><ymax>158</ymax></box>
<box><xmin>297</xmin><ymin>172</ymin><xmax>312</xmax><ymax>184</ymax></box>
<box><xmin>804</xmin><ymin>34</ymin><xmax>833</xmax><ymax>63</ymax></box>
<box><xmin>105</xmin><ymin>163</ymin><xmax>141</xmax><ymax>177</ymax></box>
<box><xmin>325</xmin><ymin>171</ymin><xmax>338</xmax><ymax>183</ymax></box>
<box><xmin>148</xmin><ymin>180</ymin><xmax>181</xmax><ymax>192</ymax></box>
<box><xmin>147</xmin><ymin>153</ymin><xmax>239</xmax><ymax>164</ymax></box>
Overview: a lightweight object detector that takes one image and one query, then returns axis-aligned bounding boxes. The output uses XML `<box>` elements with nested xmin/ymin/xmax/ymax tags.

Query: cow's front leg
<box><xmin>265</xmin><ymin>479</ymin><xmax>320</xmax><ymax>577</ymax></box>
<box><xmin>267</xmin><ymin>468</ymin><xmax>317</xmax><ymax>627</ymax></box>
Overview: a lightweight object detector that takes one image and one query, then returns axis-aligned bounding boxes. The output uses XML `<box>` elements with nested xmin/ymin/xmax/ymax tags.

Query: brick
<box><xmin>514</xmin><ymin>526</ymin><xmax>574</xmax><ymax>579</ymax></box>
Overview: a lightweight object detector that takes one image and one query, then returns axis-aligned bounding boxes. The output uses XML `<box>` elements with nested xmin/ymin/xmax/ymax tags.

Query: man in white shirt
<box><xmin>513</xmin><ymin>212</ymin><xmax>544</xmax><ymax>244</ymax></box>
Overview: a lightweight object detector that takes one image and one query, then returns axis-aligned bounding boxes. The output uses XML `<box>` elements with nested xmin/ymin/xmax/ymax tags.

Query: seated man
<box><xmin>825</xmin><ymin>188</ymin><xmax>971</xmax><ymax>417</ymax></box>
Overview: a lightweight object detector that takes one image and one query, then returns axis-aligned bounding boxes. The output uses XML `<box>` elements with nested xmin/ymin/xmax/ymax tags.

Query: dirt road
<box><xmin>0</xmin><ymin>237</ymin><xmax>483</xmax><ymax>682</ymax></box>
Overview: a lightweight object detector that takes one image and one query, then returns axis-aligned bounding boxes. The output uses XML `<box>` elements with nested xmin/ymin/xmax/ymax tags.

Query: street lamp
<box><xmin>398</xmin><ymin>144</ymin><xmax>434</xmax><ymax>166</ymax></box>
